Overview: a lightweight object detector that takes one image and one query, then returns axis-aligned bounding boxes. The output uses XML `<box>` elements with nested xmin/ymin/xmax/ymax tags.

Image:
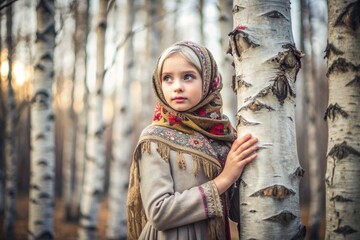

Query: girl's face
<box><xmin>161</xmin><ymin>53</ymin><xmax>203</xmax><ymax>112</ymax></box>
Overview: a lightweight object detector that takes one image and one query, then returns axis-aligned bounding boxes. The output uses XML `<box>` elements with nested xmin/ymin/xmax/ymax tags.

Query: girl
<box><xmin>127</xmin><ymin>41</ymin><xmax>258</xmax><ymax>240</ymax></box>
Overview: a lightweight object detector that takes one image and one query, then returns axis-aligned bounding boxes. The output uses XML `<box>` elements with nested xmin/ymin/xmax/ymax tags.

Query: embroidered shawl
<box><xmin>127</xmin><ymin>41</ymin><xmax>236</xmax><ymax>240</ymax></box>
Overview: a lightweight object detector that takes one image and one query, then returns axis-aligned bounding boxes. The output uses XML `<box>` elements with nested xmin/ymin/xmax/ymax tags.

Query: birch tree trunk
<box><xmin>325</xmin><ymin>0</ymin><xmax>360</xmax><ymax>239</ymax></box>
<box><xmin>106</xmin><ymin>1</ymin><xmax>135</xmax><ymax>238</ymax></box>
<box><xmin>218</xmin><ymin>0</ymin><xmax>236</xmax><ymax>124</ymax></box>
<box><xmin>28</xmin><ymin>0</ymin><xmax>56</xmax><ymax>238</ymax></box>
<box><xmin>229</xmin><ymin>0</ymin><xmax>305</xmax><ymax>238</ymax></box>
<box><xmin>62</xmin><ymin>2</ymin><xmax>78</xmax><ymax>220</ymax></box>
<box><xmin>4</xmin><ymin>4</ymin><xmax>17</xmax><ymax>236</ymax></box>
<box><xmin>73</xmin><ymin>0</ymin><xmax>90</xmax><ymax>220</ymax></box>
<box><xmin>78</xmin><ymin>0</ymin><xmax>108</xmax><ymax>239</ymax></box>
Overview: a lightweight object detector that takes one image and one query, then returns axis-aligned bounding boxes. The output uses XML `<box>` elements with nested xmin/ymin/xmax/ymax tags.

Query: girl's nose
<box><xmin>173</xmin><ymin>80</ymin><xmax>184</xmax><ymax>92</ymax></box>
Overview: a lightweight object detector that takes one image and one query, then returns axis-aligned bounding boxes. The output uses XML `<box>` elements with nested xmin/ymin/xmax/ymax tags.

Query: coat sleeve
<box><xmin>138</xmin><ymin>142</ymin><xmax>223</xmax><ymax>231</ymax></box>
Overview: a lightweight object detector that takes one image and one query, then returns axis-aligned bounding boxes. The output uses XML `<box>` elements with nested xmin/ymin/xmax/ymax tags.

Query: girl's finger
<box><xmin>235</xmin><ymin>137</ymin><xmax>258</xmax><ymax>154</ymax></box>
<box><xmin>238</xmin><ymin>145</ymin><xmax>258</xmax><ymax>160</ymax></box>
<box><xmin>240</xmin><ymin>153</ymin><xmax>257</xmax><ymax>165</ymax></box>
<box><xmin>231</xmin><ymin>134</ymin><xmax>252</xmax><ymax>152</ymax></box>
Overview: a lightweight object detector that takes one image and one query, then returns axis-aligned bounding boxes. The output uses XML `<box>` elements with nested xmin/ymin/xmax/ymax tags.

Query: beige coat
<box><xmin>138</xmin><ymin>141</ymin><xmax>226</xmax><ymax>239</ymax></box>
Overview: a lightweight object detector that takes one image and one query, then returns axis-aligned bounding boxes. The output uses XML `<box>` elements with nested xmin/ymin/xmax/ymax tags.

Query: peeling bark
<box><xmin>250</xmin><ymin>185</ymin><xmax>295</xmax><ymax>200</ymax></box>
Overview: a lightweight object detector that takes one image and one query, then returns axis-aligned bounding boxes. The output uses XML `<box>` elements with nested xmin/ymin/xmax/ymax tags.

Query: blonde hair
<box><xmin>156</xmin><ymin>44</ymin><xmax>202</xmax><ymax>81</ymax></box>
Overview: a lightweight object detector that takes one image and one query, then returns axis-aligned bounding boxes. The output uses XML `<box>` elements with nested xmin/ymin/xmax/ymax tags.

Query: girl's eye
<box><xmin>162</xmin><ymin>75</ymin><xmax>172</xmax><ymax>82</ymax></box>
<box><xmin>184</xmin><ymin>74</ymin><xmax>195</xmax><ymax>81</ymax></box>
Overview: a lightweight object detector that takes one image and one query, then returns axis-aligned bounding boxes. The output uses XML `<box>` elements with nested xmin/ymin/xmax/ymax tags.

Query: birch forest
<box><xmin>0</xmin><ymin>0</ymin><xmax>359</xmax><ymax>239</ymax></box>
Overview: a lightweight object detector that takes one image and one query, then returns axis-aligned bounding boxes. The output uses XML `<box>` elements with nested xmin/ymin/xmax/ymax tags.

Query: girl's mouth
<box><xmin>173</xmin><ymin>97</ymin><xmax>186</xmax><ymax>103</ymax></box>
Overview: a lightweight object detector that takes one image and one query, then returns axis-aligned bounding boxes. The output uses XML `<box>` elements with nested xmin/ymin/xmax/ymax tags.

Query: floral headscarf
<box><xmin>151</xmin><ymin>41</ymin><xmax>236</xmax><ymax>142</ymax></box>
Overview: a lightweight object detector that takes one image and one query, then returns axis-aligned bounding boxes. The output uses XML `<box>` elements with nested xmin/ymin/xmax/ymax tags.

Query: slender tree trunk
<box><xmin>62</xmin><ymin>103</ymin><xmax>76</xmax><ymax>221</ymax></box>
<box><xmin>141</xmin><ymin>0</ymin><xmax>161</xmax><ymax>129</ymax></box>
<box><xmin>174</xmin><ymin>0</ymin><xmax>180</xmax><ymax>42</ymax></box>
<box><xmin>73</xmin><ymin>0</ymin><xmax>90</xmax><ymax>220</ymax></box>
<box><xmin>0</xmin><ymin>14</ymin><xmax>5</xmax><ymax>216</ymax></box>
<box><xmin>28</xmin><ymin>0</ymin><xmax>56</xmax><ymax>238</ymax></box>
<box><xmin>3</xmin><ymin>4</ymin><xmax>17</xmax><ymax>237</ymax></box>
<box><xmin>229</xmin><ymin>0</ymin><xmax>305</xmax><ymax>239</ymax></box>
<box><xmin>106</xmin><ymin>1</ymin><xmax>135</xmax><ymax>238</ymax></box>
<box><xmin>325</xmin><ymin>1</ymin><xmax>360</xmax><ymax>239</ymax></box>
<box><xmin>301</xmin><ymin>1</ymin><xmax>322</xmax><ymax>238</ymax></box>
<box><xmin>218</xmin><ymin>0</ymin><xmax>236</xmax><ymax>124</ymax></box>
<box><xmin>198</xmin><ymin>0</ymin><xmax>205</xmax><ymax>45</ymax></box>
<box><xmin>62</xmin><ymin>0</ymin><xmax>82</xmax><ymax>221</ymax></box>
<box><xmin>78</xmin><ymin>0</ymin><xmax>108</xmax><ymax>239</ymax></box>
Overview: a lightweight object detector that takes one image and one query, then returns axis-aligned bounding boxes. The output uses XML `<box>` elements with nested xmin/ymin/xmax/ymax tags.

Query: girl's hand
<box><xmin>214</xmin><ymin>134</ymin><xmax>258</xmax><ymax>195</ymax></box>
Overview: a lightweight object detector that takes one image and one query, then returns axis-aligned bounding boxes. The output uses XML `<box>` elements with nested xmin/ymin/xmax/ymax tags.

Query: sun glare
<box><xmin>13</xmin><ymin>62</ymin><xmax>26</xmax><ymax>86</ymax></box>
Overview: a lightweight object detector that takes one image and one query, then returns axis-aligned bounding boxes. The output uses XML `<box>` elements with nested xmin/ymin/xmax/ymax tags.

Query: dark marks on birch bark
<box><xmin>334</xmin><ymin>225</ymin><xmax>358</xmax><ymax>236</ymax></box>
<box><xmin>236</xmin><ymin>115</ymin><xmax>259</xmax><ymax>127</ymax></box>
<box><xmin>263</xmin><ymin>210</ymin><xmax>296</xmax><ymax>225</ymax></box>
<box><xmin>330</xmin><ymin>195</ymin><xmax>353</xmax><ymax>202</ymax></box>
<box><xmin>324</xmin><ymin>103</ymin><xmax>349</xmax><ymax>121</ymax></box>
<box><xmin>327</xmin><ymin>57</ymin><xmax>360</xmax><ymax>77</ymax></box>
<box><xmin>250</xmin><ymin>185</ymin><xmax>295</xmax><ymax>200</ymax></box>
<box><xmin>335</xmin><ymin>1</ymin><xmax>360</xmax><ymax>32</ymax></box>
<box><xmin>228</xmin><ymin>26</ymin><xmax>259</xmax><ymax>59</ymax></box>
<box><xmin>328</xmin><ymin>141</ymin><xmax>360</xmax><ymax>160</ymax></box>
<box><xmin>238</xmin><ymin>100</ymin><xmax>275</xmax><ymax>112</ymax></box>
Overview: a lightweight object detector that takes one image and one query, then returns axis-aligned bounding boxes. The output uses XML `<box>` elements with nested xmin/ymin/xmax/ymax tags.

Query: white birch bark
<box><xmin>78</xmin><ymin>0</ymin><xmax>108</xmax><ymax>239</ymax></box>
<box><xmin>325</xmin><ymin>0</ymin><xmax>360</xmax><ymax>239</ymax></box>
<box><xmin>106</xmin><ymin>1</ymin><xmax>135</xmax><ymax>238</ymax></box>
<box><xmin>229</xmin><ymin>0</ymin><xmax>305</xmax><ymax>238</ymax></box>
<box><xmin>73</xmin><ymin>0</ymin><xmax>90</xmax><ymax>219</ymax></box>
<box><xmin>218</xmin><ymin>0</ymin><xmax>236</xmax><ymax>125</ymax></box>
<box><xmin>28</xmin><ymin>0</ymin><xmax>56</xmax><ymax>238</ymax></box>
<box><xmin>4</xmin><ymin>4</ymin><xmax>17</xmax><ymax>236</ymax></box>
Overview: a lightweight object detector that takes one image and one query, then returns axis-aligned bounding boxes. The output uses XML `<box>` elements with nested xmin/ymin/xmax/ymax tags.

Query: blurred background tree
<box><xmin>0</xmin><ymin>0</ymin><xmax>339</xmax><ymax>239</ymax></box>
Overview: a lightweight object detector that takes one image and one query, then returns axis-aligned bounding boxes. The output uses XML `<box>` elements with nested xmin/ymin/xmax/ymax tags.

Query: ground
<box><xmin>0</xmin><ymin>195</ymin><xmax>107</xmax><ymax>240</ymax></box>
<box><xmin>0</xmin><ymin>195</ymin><xmax>322</xmax><ymax>240</ymax></box>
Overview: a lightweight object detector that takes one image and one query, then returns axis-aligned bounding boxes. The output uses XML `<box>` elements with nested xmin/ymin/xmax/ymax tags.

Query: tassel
<box><xmin>157</xmin><ymin>142</ymin><xmax>170</xmax><ymax>161</ymax></box>
<box><xmin>203</xmin><ymin>161</ymin><xmax>212</xmax><ymax>179</ymax></box>
<box><xmin>208</xmin><ymin>217</ymin><xmax>225</xmax><ymax>240</ymax></box>
<box><xmin>141</xmin><ymin>140</ymin><xmax>151</xmax><ymax>154</ymax></box>
<box><xmin>177</xmin><ymin>151</ymin><xmax>186</xmax><ymax>169</ymax></box>
<box><xmin>192</xmin><ymin>155</ymin><xmax>201</xmax><ymax>177</ymax></box>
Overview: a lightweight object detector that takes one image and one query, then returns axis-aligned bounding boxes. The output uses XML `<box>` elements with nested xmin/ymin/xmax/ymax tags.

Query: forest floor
<box><xmin>0</xmin><ymin>195</ymin><xmax>323</xmax><ymax>240</ymax></box>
